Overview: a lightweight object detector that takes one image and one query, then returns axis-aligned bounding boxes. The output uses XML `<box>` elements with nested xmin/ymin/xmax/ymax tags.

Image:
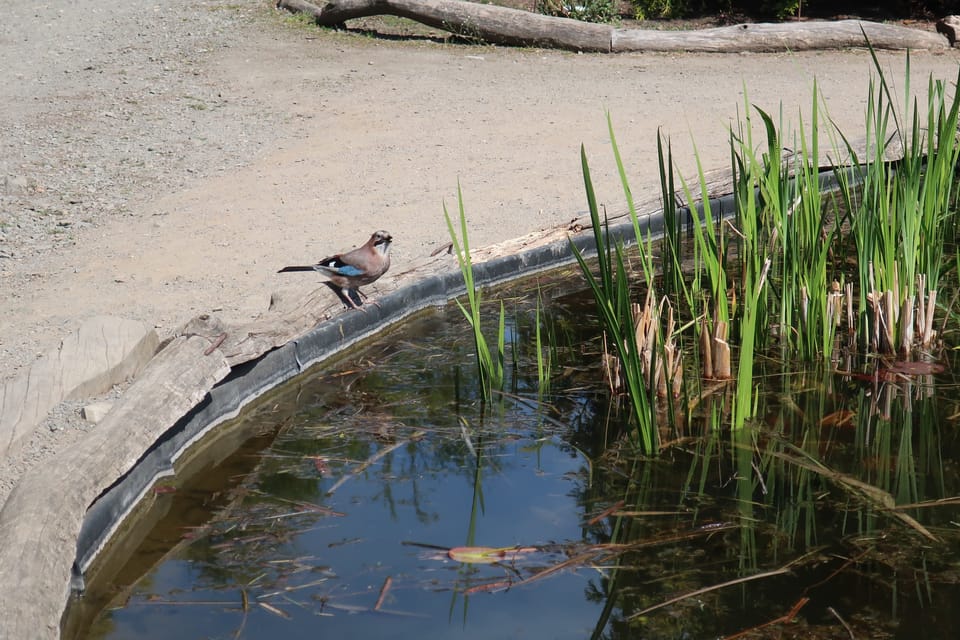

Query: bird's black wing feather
<box><xmin>277</xmin><ymin>265</ymin><xmax>317</xmax><ymax>273</ymax></box>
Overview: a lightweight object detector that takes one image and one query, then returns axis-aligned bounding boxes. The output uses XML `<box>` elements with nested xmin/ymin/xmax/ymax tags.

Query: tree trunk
<box><xmin>277</xmin><ymin>0</ymin><xmax>951</xmax><ymax>53</ymax></box>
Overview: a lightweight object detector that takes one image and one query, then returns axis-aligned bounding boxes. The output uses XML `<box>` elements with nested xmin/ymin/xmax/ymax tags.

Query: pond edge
<box><xmin>56</xmin><ymin>166</ymin><xmax>854</xmax><ymax>635</ymax></box>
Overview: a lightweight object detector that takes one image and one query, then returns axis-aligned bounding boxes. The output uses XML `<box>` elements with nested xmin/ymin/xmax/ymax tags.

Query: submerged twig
<box><xmin>892</xmin><ymin>496</ymin><xmax>960</xmax><ymax>510</ymax></box>
<box><xmin>801</xmin><ymin>547</ymin><xmax>871</xmax><ymax>594</ymax></box>
<box><xmin>257</xmin><ymin>601</ymin><xmax>291</xmax><ymax>619</ymax></box>
<box><xmin>828</xmin><ymin>606</ymin><xmax>857</xmax><ymax>639</ymax></box>
<box><xmin>458</xmin><ymin>416</ymin><xmax>476</xmax><ymax>459</ymax></box>
<box><xmin>324</xmin><ymin>601</ymin><xmax>429</xmax><ymax>618</ymax></box>
<box><xmin>374</xmin><ymin>576</ymin><xmax>393</xmax><ymax>611</ymax></box>
<box><xmin>584</xmin><ymin>500</ymin><xmax>625</xmax><ymax>526</ymax></box>
<box><xmin>721</xmin><ymin>597</ymin><xmax>809</xmax><ymax>640</ymax></box>
<box><xmin>326</xmin><ymin>430</ymin><xmax>426</xmax><ymax>495</ymax></box>
<box><xmin>627</xmin><ymin>565</ymin><xmax>792</xmax><ymax>619</ymax></box>
<box><xmin>507</xmin><ymin>550</ymin><xmax>604</xmax><ymax>590</ymax></box>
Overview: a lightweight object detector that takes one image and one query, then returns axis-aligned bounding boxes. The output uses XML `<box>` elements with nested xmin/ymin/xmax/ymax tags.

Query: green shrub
<box><xmin>625</xmin><ymin>1</ymin><xmax>813</xmax><ymax>21</ymax></box>
<box><xmin>535</xmin><ymin>0</ymin><xmax>620</xmax><ymax>24</ymax></box>
<box><xmin>631</xmin><ymin>0</ymin><xmax>690</xmax><ymax>19</ymax></box>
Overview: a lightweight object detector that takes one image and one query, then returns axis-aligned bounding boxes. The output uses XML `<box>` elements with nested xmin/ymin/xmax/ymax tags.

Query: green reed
<box><xmin>535</xmin><ymin>291</ymin><xmax>552</xmax><ymax>397</ymax></box>
<box><xmin>727</xmin><ymin>100</ymin><xmax>771</xmax><ymax>430</ymax></box>
<box><xmin>657</xmin><ymin>133</ymin><xmax>687</xmax><ymax>303</ymax></box>
<box><xmin>571</xmin><ymin>142</ymin><xmax>659</xmax><ymax>454</ymax></box>
<box><xmin>833</xmin><ymin>47</ymin><xmax>960</xmax><ymax>354</ymax></box>
<box><xmin>676</xmin><ymin>141</ymin><xmax>731</xmax><ymax>384</ymax></box>
<box><xmin>759</xmin><ymin>84</ymin><xmax>841</xmax><ymax>361</ymax></box>
<box><xmin>574</xmin><ymin>45</ymin><xmax>960</xmax><ymax>452</ymax></box>
<box><xmin>444</xmin><ymin>185</ymin><xmax>505</xmax><ymax>404</ymax></box>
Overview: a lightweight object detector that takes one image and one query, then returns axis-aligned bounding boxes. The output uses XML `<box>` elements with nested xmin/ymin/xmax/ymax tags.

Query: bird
<box><xmin>278</xmin><ymin>230</ymin><xmax>393</xmax><ymax>310</ymax></box>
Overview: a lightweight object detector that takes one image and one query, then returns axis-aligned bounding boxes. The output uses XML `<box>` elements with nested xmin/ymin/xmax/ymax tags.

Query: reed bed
<box><xmin>574</xmin><ymin>47</ymin><xmax>960</xmax><ymax>447</ymax></box>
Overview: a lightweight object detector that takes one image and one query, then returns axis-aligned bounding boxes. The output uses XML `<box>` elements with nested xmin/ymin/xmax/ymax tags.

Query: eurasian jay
<box><xmin>279</xmin><ymin>230</ymin><xmax>393</xmax><ymax>309</ymax></box>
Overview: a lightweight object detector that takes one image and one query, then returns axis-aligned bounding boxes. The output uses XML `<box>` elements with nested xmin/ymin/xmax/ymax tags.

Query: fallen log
<box><xmin>0</xmin><ymin>316</ymin><xmax>158</xmax><ymax>462</ymax></box>
<box><xmin>277</xmin><ymin>0</ymin><xmax>951</xmax><ymax>52</ymax></box>
<box><xmin>279</xmin><ymin>0</ymin><xmax>613</xmax><ymax>51</ymax></box>
<box><xmin>612</xmin><ymin>19</ymin><xmax>951</xmax><ymax>52</ymax></box>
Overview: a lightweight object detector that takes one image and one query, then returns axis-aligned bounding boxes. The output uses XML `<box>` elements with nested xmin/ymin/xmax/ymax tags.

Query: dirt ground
<box><xmin>1</xmin><ymin>0</ymin><xmax>959</xmax><ymax>503</ymax></box>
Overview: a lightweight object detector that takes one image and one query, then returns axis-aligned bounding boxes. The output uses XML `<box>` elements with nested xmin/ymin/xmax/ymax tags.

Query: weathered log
<box><xmin>613</xmin><ymin>19</ymin><xmax>950</xmax><ymax>52</ymax></box>
<box><xmin>0</xmin><ymin>316</ymin><xmax>158</xmax><ymax>461</ymax></box>
<box><xmin>279</xmin><ymin>0</ymin><xmax>614</xmax><ymax>51</ymax></box>
<box><xmin>277</xmin><ymin>0</ymin><xmax>951</xmax><ymax>52</ymax></box>
<box><xmin>0</xmin><ymin>336</ymin><xmax>230</xmax><ymax>640</ymax></box>
<box><xmin>172</xmin><ymin>282</ymin><xmax>374</xmax><ymax>367</ymax></box>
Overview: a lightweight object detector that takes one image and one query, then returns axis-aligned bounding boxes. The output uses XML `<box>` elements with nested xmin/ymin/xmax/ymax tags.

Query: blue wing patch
<box><xmin>334</xmin><ymin>265</ymin><xmax>364</xmax><ymax>277</ymax></box>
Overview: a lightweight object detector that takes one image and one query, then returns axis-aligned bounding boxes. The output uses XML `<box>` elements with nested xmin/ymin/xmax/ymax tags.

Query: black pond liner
<box><xmin>71</xmin><ymin>168</ymin><xmax>856</xmax><ymax>591</ymax></box>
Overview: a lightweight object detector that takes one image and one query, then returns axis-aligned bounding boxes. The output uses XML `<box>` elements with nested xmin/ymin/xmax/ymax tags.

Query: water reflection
<box><xmin>65</xmin><ymin>277</ymin><xmax>960</xmax><ymax>639</ymax></box>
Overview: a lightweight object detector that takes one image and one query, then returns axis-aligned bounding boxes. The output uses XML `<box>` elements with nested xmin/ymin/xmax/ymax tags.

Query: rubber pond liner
<box><xmin>68</xmin><ymin>166</ymin><xmax>861</xmax><ymax>619</ymax></box>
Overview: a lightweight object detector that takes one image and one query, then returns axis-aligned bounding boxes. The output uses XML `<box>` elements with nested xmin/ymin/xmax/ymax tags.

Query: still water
<box><xmin>65</xmin><ymin>276</ymin><xmax>960</xmax><ymax>639</ymax></box>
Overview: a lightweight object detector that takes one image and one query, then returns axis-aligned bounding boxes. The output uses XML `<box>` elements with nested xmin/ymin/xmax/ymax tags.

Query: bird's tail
<box><xmin>277</xmin><ymin>265</ymin><xmax>316</xmax><ymax>273</ymax></box>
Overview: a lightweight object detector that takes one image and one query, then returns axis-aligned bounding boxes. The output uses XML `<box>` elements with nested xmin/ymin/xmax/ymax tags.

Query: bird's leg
<box><xmin>325</xmin><ymin>282</ymin><xmax>366</xmax><ymax>312</ymax></box>
<box><xmin>347</xmin><ymin>288</ymin><xmax>365</xmax><ymax>308</ymax></box>
<box><xmin>354</xmin><ymin>288</ymin><xmax>384</xmax><ymax>310</ymax></box>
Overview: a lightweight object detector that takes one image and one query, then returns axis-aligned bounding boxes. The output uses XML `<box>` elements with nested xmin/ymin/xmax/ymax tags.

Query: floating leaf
<box><xmin>448</xmin><ymin>546</ymin><xmax>537</xmax><ymax>564</ymax></box>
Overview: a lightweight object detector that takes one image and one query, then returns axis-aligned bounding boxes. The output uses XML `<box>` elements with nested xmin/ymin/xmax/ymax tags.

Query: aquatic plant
<box><xmin>570</xmin><ymin>142</ymin><xmax>660</xmax><ymax>454</ymax></box>
<box><xmin>675</xmin><ymin>141</ymin><xmax>732</xmax><ymax>381</ymax></box>
<box><xmin>666</xmin><ymin>50</ymin><xmax>958</xmax><ymax>417</ymax></box>
<box><xmin>833</xmin><ymin>48</ymin><xmax>960</xmax><ymax>355</ymax></box>
<box><xmin>444</xmin><ymin>184</ymin><xmax>506</xmax><ymax>404</ymax></box>
<box><xmin>535</xmin><ymin>290</ymin><xmax>552</xmax><ymax>397</ymax></box>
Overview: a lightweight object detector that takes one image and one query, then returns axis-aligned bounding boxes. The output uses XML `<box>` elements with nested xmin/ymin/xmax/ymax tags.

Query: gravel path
<box><xmin>0</xmin><ymin>0</ymin><xmax>289</xmax><ymax>503</ymax></box>
<box><xmin>1</xmin><ymin>0</ymin><xmax>283</xmax><ymax>368</ymax></box>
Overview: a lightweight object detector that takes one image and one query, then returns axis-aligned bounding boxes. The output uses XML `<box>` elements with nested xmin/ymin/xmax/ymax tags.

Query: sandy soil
<box><xmin>1</xmin><ymin>0</ymin><xmax>958</xmax><ymax>503</ymax></box>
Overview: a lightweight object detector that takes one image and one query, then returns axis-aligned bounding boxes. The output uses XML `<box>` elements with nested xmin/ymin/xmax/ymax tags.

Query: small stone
<box><xmin>81</xmin><ymin>401</ymin><xmax>113</xmax><ymax>424</ymax></box>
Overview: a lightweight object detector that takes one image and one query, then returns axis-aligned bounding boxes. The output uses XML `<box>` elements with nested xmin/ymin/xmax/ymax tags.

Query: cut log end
<box><xmin>937</xmin><ymin>15</ymin><xmax>960</xmax><ymax>46</ymax></box>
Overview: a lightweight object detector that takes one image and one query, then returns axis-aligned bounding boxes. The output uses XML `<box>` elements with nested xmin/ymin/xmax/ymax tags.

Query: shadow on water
<box><xmin>63</xmin><ymin>269</ymin><xmax>960</xmax><ymax>639</ymax></box>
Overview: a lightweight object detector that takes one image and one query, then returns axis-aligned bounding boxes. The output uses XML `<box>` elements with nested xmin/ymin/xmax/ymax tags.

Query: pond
<box><xmin>63</xmin><ymin>270</ymin><xmax>960</xmax><ymax>639</ymax></box>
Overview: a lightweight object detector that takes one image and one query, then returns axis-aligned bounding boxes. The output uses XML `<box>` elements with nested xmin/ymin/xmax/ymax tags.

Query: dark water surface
<box><xmin>64</xmin><ymin>276</ymin><xmax>960</xmax><ymax>639</ymax></box>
